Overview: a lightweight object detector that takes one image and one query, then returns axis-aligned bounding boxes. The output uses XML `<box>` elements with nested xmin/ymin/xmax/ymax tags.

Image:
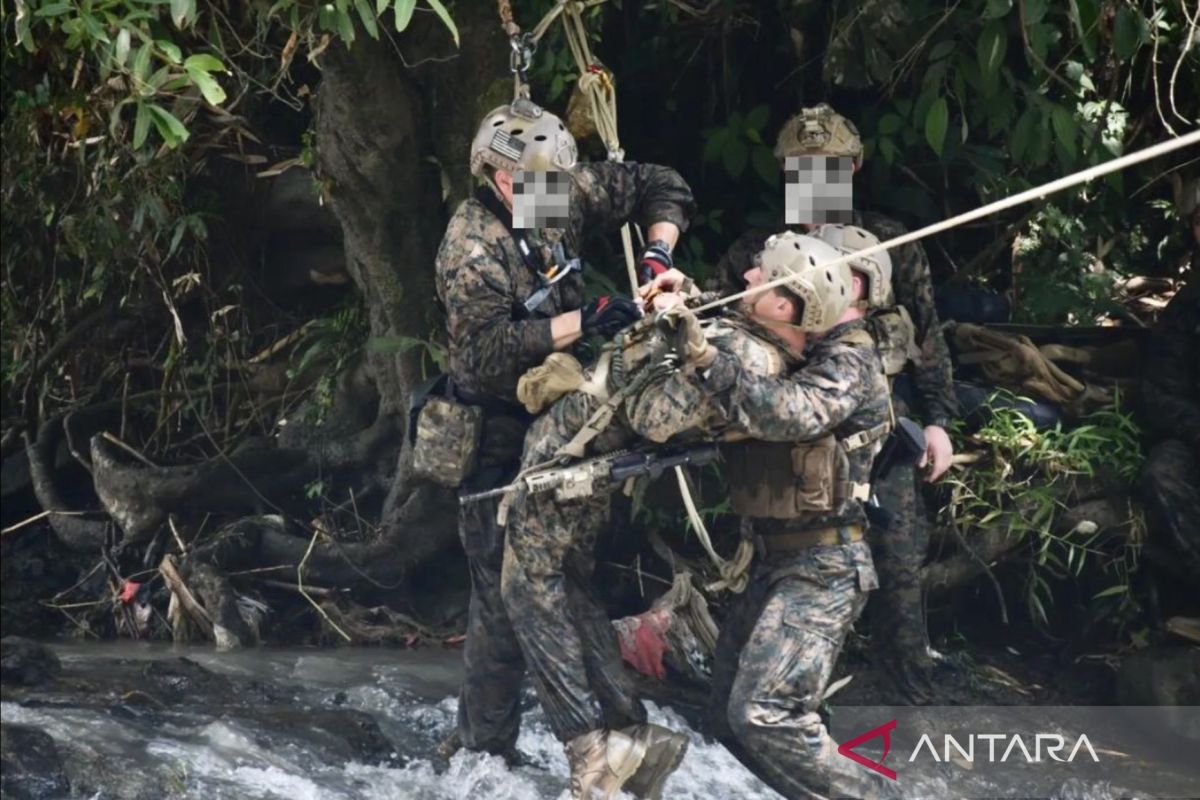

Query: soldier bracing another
<box><xmin>716</xmin><ymin>104</ymin><xmax>958</xmax><ymax>702</ymax></box>
<box><xmin>429</xmin><ymin>97</ymin><xmax>695</xmax><ymax>769</ymax></box>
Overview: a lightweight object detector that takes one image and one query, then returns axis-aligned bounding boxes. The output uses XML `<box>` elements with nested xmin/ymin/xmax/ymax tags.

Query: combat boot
<box><xmin>622</xmin><ymin>724</ymin><xmax>690</xmax><ymax>799</ymax></box>
<box><xmin>565</xmin><ymin>728</ymin><xmax>646</xmax><ymax>799</ymax></box>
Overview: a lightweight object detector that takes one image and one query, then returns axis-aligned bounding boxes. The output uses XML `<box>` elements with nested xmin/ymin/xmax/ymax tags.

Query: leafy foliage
<box><xmin>944</xmin><ymin>393</ymin><xmax>1146</xmax><ymax>630</ymax></box>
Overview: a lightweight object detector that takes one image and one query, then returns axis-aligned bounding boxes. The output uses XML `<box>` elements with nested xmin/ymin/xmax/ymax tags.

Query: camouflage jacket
<box><xmin>714</xmin><ymin>210</ymin><xmax>956</xmax><ymax>426</ymax></box>
<box><xmin>1142</xmin><ymin>280</ymin><xmax>1200</xmax><ymax>450</ymax></box>
<box><xmin>435</xmin><ymin>162</ymin><xmax>695</xmax><ymax>407</ymax></box>
<box><xmin>623</xmin><ymin>312</ymin><xmax>804</xmax><ymax>444</ymax></box>
<box><xmin>697</xmin><ymin>318</ymin><xmax>891</xmax><ymax>531</ymax></box>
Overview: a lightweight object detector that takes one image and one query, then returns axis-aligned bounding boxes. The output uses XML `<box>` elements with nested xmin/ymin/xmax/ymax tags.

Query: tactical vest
<box><xmin>722</xmin><ymin>327</ymin><xmax>890</xmax><ymax>520</ymax></box>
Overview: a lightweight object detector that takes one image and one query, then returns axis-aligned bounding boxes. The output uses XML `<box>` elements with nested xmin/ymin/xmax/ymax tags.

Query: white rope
<box><xmin>674</xmin><ymin>465</ymin><xmax>754</xmax><ymax>593</ymax></box>
<box><xmin>694</xmin><ymin>128</ymin><xmax>1200</xmax><ymax>315</ymax></box>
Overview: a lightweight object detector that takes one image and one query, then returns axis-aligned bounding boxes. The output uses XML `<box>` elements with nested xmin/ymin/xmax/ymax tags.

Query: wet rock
<box><xmin>0</xmin><ymin>724</ymin><xmax>69</xmax><ymax>799</ymax></box>
<box><xmin>0</xmin><ymin>637</ymin><xmax>61</xmax><ymax>686</ymax></box>
<box><xmin>1117</xmin><ymin>646</ymin><xmax>1200</xmax><ymax>706</ymax></box>
<box><xmin>139</xmin><ymin>656</ymin><xmax>231</xmax><ymax>698</ymax></box>
<box><xmin>253</xmin><ymin>707</ymin><xmax>400</xmax><ymax>766</ymax></box>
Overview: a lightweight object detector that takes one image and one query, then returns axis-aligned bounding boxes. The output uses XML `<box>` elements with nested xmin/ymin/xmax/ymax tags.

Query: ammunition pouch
<box><xmin>724</xmin><ymin>435</ymin><xmax>848</xmax><ymax>519</ymax></box>
<box><xmin>409</xmin><ymin>374</ymin><xmax>483</xmax><ymax>488</ymax></box>
<box><xmin>869</xmin><ymin>306</ymin><xmax>920</xmax><ymax>377</ymax></box>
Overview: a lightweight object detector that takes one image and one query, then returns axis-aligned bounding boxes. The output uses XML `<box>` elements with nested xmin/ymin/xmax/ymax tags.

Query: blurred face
<box><xmin>512</xmin><ymin>170</ymin><xmax>571</xmax><ymax>229</ymax></box>
<box><xmin>784</xmin><ymin>154</ymin><xmax>853</xmax><ymax>226</ymax></box>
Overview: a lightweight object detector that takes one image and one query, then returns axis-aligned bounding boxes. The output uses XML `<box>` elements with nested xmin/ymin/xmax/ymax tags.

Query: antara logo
<box><xmin>837</xmin><ymin>721</ymin><xmax>1101</xmax><ymax>780</ymax></box>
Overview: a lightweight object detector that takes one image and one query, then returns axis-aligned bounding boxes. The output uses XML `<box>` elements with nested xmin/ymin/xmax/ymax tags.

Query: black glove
<box><xmin>637</xmin><ymin>240</ymin><xmax>673</xmax><ymax>284</ymax></box>
<box><xmin>581</xmin><ymin>296</ymin><xmax>641</xmax><ymax>338</ymax></box>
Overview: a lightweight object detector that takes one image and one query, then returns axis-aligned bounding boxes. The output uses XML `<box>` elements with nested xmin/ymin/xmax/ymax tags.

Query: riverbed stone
<box><xmin>0</xmin><ymin>723</ymin><xmax>70</xmax><ymax>799</ymax></box>
<box><xmin>0</xmin><ymin>637</ymin><xmax>61</xmax><ymax>686</ymax></box>
<box><xmin>1116</xmin><ymin>646</ymin><xmax>1200</xmax><ymax>706</ymax></box>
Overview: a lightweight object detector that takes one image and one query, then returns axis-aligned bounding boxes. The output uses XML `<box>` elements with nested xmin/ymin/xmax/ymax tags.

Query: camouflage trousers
<box><xmin>709</xmin><ymin>540</ymin><xmax>894</xmax><ymax>800</ymax></box>
<box><xmin>501</xmin><ymin>391</ymin><xmax>648</xmax><ymax>742</ymax></box>
<box><xmin>455</xmin><ymin>459</ymin><xmax>644</xmax><ymax>752</ymax></box>
<box><xmin>867</xmin><ymin>395</ymin><xmax>935</xmax><ymax>702</ymax></box>
<box><xmin>1141</xmin><ymin>439</ymin><xmax>1200</xmax><ymax>604</ymax></box>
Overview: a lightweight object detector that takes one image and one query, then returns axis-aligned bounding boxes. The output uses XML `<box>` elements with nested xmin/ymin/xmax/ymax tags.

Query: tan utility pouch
<box><xmin>725</xmin><ymin>435</ymin><xmax>848</xmax><ymax>519</ymax></box>
<box><xmin>871</xmin><ymin>306</ymin><xmax>920</xmax><ymax>377</ymax></box>
<box><xmin>411</xmin><ymin>396</ymin><xmax>482</xmax><ymax>487</ymax></box>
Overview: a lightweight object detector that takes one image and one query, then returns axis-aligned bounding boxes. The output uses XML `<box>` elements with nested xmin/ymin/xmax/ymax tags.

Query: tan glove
<box><xmin>659</xmin><ymin>304</ymin><xmax>716</xmax><ymax>369</ymax></box>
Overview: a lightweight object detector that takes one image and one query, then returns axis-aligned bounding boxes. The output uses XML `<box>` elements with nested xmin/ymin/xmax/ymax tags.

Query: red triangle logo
<box><xmin>837</xmin><ymin>719</ymin><xmax>898</xmax><ymax>780</ymax></box>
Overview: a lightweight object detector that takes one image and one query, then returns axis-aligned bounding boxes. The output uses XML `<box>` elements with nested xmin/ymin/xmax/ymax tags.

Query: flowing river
<box><xmin>1</xmin><ymin>641</ymin><xmax>778</xmax><ymax>800</ymax></box>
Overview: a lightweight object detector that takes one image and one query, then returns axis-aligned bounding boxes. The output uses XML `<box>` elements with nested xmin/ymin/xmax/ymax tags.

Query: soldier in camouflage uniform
<box><xmin>434</xmin><ymin>98</ymin><xmax>694</xmax><ymax>764</ymax></box>
<box><xmin>1139</xmin><ymin>206</ymin><xmax>1200</xmax><ymax>607</ymax></box>
<box><xmin>715</xmin><ymin>104</ymin><xmax>957</xmax><ymax>702</ymax></box>
<box><xmin>693</xmin><ymin>235</ymin><xmax>897</xmax><ymax>800</ymax></box>
<box><xmin>502</xmin><ymin>233</ymin><xmax>876</xmax><ymax>798</ymax></box>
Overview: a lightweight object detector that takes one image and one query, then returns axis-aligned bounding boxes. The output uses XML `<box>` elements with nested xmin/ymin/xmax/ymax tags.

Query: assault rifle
<box><xmin>458</xmin><ymin>443</ymin><xmax>720</xmax><ymax>506</ymax></box>
<box><xmin>865</xmin><ymin>416</ymin><xmax>927</xmax><ymax>532</ymax></box>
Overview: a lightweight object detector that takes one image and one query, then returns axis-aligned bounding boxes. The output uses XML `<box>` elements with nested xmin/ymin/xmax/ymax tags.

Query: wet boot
<box><xmin>437</xmin><ymin>730</ymin><xmax>531</xmax><ymax>769</ymax></box>
<box><xmin>622</xmin><ymin>724</ymin><xmax>689</xmax><ymax>800</ymax></box>
<box><xmin>565</xmin><ymin>728</ymin><xmax>646</xmax><ymax>799</ymax></box>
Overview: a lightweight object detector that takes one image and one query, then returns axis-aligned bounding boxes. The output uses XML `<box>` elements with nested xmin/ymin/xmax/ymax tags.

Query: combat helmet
<box><xmin>470</xmin><ymin>98</ymin><xmax>578</xmax><ymax>177</ymax></box>
<box><xmin>813</xmin><ymin>224</ymin><xmax>893</xmax><ymax>308</ymax></box>
<box><xmin>774</xmin><ymin>104</ymin><xmax>863</xmax><ymax>168</ymax></box>
<box><xmin>756</xmin><ymin>232</ymin><xmax>854</xmax><ymax>332</ymax></box>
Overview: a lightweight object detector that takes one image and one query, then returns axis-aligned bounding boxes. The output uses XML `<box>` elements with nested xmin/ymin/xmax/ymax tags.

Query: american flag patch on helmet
<box><xmin>490</xmin><ymin>130</ymin><xmax>525</xmax><ymax>161</ymax></box>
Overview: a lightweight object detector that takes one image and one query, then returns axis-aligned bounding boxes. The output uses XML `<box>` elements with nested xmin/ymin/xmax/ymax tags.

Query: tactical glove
<box><xmin>659</xmin><ymin>304</ymin><xmax>716</xmax><ymax>369</ymax></box>
<box><xmin>637</xmin><ymin>240</ymin><xmax>673</xmax><ymax>285</ymax></box>
<box><xmin>581</xmin><ymin>296</ymin><xmax>641</xmax><ymax>338</ymax></box>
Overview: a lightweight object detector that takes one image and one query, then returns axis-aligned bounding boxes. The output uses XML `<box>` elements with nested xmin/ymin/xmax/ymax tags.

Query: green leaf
<box><xmin>1051</xmin><ymin>105</ymin><xmax>1078</xmax><ymax>159</ymax></box>
<box><xmin>929</xmin><ymin>40</ymin><xmax>956</xmax><ymax>60</ymax></box>
<box><xmin>34</xmin><ymin>2</ymin><xmax>72</xmax><ymax>17</ymax></box>
<box><xmin>170</xmin><ymin>0</ymin><xmax>194</xmax><ymax>28</ymax></box>
<box><xmin>147</xmin><ymin>104</ymin><xmax>190</xmax><ymax>148</ymax></box>
<box><xmin>1113</xmin><ymin>6</ymin><xmax>1143</xmax><ymax>60</ymax></box>
<box><xmin>393</xmin><ymin>0</ymin><xmax>416</xmax><ymax>31</ymax></box>
<box><xmin>878</xmin><ymin>113</ymin><xmax>904</xmax><ymax>135</ymax></box>
<box><xmin>355</xmin><ymin>0</ymin><xmax>379</xmax><ymax>38</ymax></box>
<box><xmin>745</xmin><ymin>104</ymin><xmax>770</xmax><ymax>132</ymax></box>
<box><xmin>377</xmin><ymin>0</ymin><xmax>390</xmax><ymax>12</ymax></box>
<box><xmin>878</xmin><ymin>137</ymin><xmax>898</xmax><ymax>164</ymax></box>
<box><xmin>132</xmin><ymin>41</ymin><xmax>152</xmax><ymax>86</ymax></box>
<box><xmin>751</xmin><ymin>145</ymin><xmax>778</xmax><ymax>185</ymax></box>
<box><xmin>133</xmin><ymin>101</ymin><xmax>151</xmax><ymax>149</ymax></box>
<box><xmin>1092</xmin><ymin>585</ymin><xmax>1126</xmax><ymax>600</ymax></box>
<box><xmin>702</xmin><ymin>128</ymin><xmax>729</xmax><ymax>163</ymax></box>
<box><xmin>977</xmin><ymin>22</ymin><xmax>1007</xmax><ymax>83</ymax></box>
<box><xmin>1068</xmin><ymin>0</ymin><xmax>1099</xmax><ymax>60</ymax></box>
<box><xmin>186</xmin><ymin>65</ymin><xmax>226</xmax><ymax>104</ymax></box>
<box><xmin>1011</xmin><ymin>106</ymin><xmax>1038</xmax><ymax>161</ymax></box>
<box><xmin>335</xmin><ymin>6</ymin><xmax>355</xmax><ymax>43</ymax></box>
<box><xmin>156</xmin><ymin>40</ymin><xmax>183</xmax><ymax>64</ymax></box>
<box><xmin>1023</xmin><ymin>0</ymin><xmax>1047</xmax><ymax>25</ymax></box>
<box><xmin>722</xmin><ymin>138</ymin><xmax>749</xmax><ymax>177</ymax></box>
<box><xmin>424</xmin><ymin>0</ymin><xmax>458</xmax><ymax>47</ymax></box>
<box><xmin>982</xmin><ymin>0</ymin><xmax>1012</xmax><ymax>18</ymax></box>
<box><xmin>115</xmin><ymin>28</ymin><xmax>131</xmax><ymax>67</ymax></box>
<box><xmin>183</xmin><ymin>53</ymin><xmax>226</xmax><ymax>73</ymax></box>
<box><xmin>924</xmin><ymin>97</ymin><xmax>949</xmax><ymax>156</ymax></box>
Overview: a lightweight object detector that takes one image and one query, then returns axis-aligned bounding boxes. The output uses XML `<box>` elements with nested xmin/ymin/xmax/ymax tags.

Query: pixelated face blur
<box><xmin>512</xmin><ymin>170</ymin><xmax>571</xmax><ymax>229</ymax></box>
<box><xmin>784</xmin><ymin>155</ymin><xmax>853</xmax><ymax>225</ymax></box>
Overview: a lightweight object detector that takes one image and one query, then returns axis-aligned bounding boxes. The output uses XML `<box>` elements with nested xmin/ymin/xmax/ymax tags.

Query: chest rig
<box><xmin>721</xmin><ymin>327</ymin><xmax>891</xmax><ymax>520</ymax></box>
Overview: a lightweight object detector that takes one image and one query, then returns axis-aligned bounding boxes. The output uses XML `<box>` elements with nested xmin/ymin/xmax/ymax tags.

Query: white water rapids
<box><xmin>0</xmin><ymin>642</ymin><xmax>779</xmax><ymax>800</ymax></box>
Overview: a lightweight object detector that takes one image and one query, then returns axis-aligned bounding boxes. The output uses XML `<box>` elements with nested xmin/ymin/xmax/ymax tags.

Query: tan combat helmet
<box><xmin>757</xmin><ymin>232</ymin><xmax>854</xmax><ymax>332</ymax></box>
<box><xmin>813</xmin><ymin>224</ymin><xmax>893</xmax><ymax>309</ymax></box>
<box><xmin>774</xmin><ymin>104</ymin><xmax>863</xmax><ymax>168</ymax></box>
<box><xmin>470</xmin><ymin>98</ymin><xmax>578</xmax><ymax>177</ymax></box>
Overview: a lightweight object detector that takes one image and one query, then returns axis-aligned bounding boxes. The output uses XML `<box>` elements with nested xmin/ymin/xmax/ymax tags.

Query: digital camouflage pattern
<box><xmin>717</xmin><ymin>211</ymin><xmax>955</xmax><ymax>702</ymax></box>
<box><xmin>410</xmin><ymin>396</ymin><xmax>482</xmax><ymax>487</ymax></box>
<box><xmin>436</xmin><ymin>162</ymin><xmax>695</xmax><ymax>407</ymax></box>
<box><xmin>708</xmin><ymin>542</ymin><xmax>895</xmax><ymax>800</ymax></box>
<box><xmin>1140</xmin><ymin>281</ymin><xmax>1200</xmax><ymax>592</ymax></box>
<box><xmin>502</xmin><ymin>313</ymin><xmax>803</xmax><ymax>742</ymax></box>
<box><xmin>696</xmin><ymin>319</ymin><xmax>895</xmax><ymax>799</ymax></box>
<box><xmin>436</xmin><ymin>160</ymin><xmax>694</xmax><ymax>755</ymax></box>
